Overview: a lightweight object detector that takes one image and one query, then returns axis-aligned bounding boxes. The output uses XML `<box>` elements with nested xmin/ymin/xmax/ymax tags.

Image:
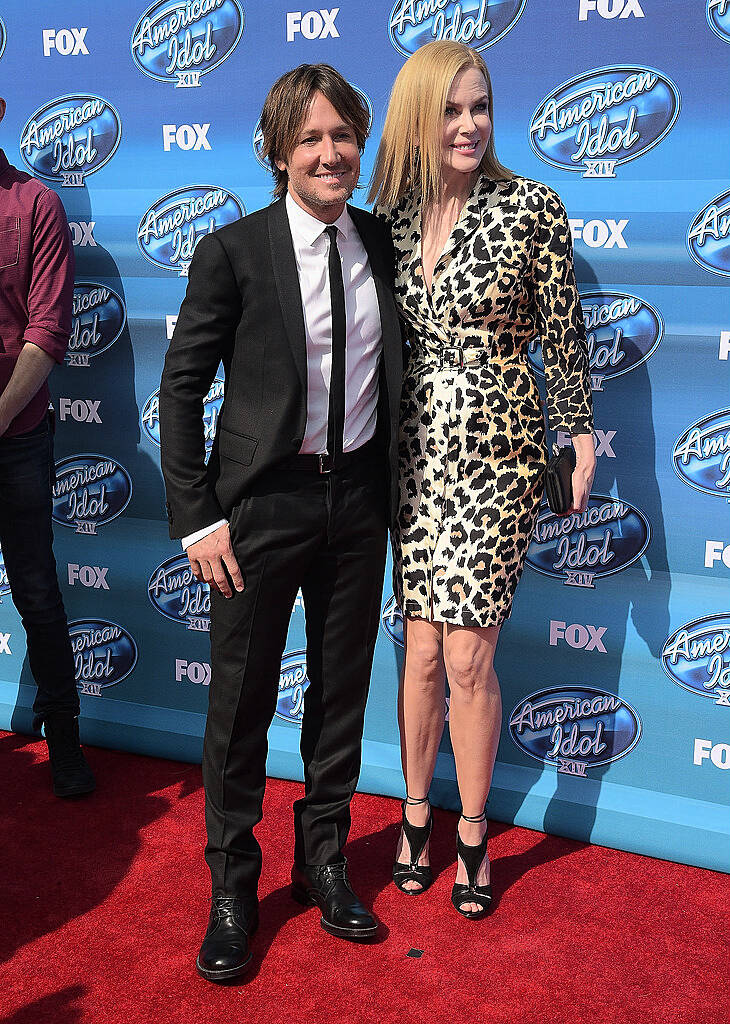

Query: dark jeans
<box><xmin>0</xmin><ymin>415</ymin><xmax>79</xmax><ymax>727</ymax></box>
<box><xmin>203</xmin><ymin>453</ymin><xmax>388</xmax><ymax>897</ymax></box>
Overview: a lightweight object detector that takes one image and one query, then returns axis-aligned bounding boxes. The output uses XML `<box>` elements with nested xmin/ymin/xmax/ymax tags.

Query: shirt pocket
<box><xmin>0</xmin><ymin>218</ymin><xmax>20</xmax><ymax>271</ymax></box>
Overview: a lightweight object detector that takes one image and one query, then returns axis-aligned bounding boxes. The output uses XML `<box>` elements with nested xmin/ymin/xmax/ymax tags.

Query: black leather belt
<box><xmin>280</xmin><ymin>436</ymin><xmax>379</xmax><ymax>474</ymax></box>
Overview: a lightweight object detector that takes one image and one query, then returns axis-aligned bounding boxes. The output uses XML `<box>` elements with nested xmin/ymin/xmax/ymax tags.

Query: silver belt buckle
<box><xmin>442</xmin><ymin>346</ymin><xmax>464</xmax><ymax>368</ymax></box>
<box><xmin>319</xmin><ymin>453</ymin><xmax>332</xmax><ymax>474</ymax></box>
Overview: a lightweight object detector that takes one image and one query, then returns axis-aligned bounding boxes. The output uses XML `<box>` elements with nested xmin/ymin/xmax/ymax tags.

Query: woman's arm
<box><xmin>569</xmin><ymin>431</ymin><xmax>596</xmax><ymax>513</ymax></box>
<box><xmin>532</xmin><ymin>186</ymin><xmax>595</xmax><ymax>512</ymax></box>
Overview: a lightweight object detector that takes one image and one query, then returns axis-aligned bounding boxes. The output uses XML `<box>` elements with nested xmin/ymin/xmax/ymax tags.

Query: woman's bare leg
<box><xmin>443</xmin><ymin>623</ymin><xmax>502</xmax><ymax>913</ymax></box>
<box><xmin>395</xmin><ymin>615</ymin><xmax>446</xmax><ymax>890</ymax></box>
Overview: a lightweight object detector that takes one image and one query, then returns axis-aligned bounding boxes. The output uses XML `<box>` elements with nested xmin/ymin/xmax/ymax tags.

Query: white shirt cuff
<box><xmin>181</xmin><ymin>519</ymin><xmax>228</xmax><ymax>550</ymax></box>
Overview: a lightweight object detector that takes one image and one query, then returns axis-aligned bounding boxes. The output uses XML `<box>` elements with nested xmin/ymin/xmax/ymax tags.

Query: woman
<box><xmin>369</xmin><ymin>41</ymin><xmax>595</xmax><ymax>918</ymax></box>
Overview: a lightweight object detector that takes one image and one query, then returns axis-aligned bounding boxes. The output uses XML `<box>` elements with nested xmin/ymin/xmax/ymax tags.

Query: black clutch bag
<box><xmin>545</xmin><ymin>445</ymin><xmax>575</xmax><ymax>516</ymax></box>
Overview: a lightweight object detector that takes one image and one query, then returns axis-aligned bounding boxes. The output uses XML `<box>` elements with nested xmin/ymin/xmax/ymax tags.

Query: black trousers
<box><xmin>0</xmin><ymin>416</ymin><xmax>78</xmax><ymax>728</ymax></box>
<box><xmin>202</xmin><ymin>452</ymin><xmax>387</xmax><ymax>897</ymax></box>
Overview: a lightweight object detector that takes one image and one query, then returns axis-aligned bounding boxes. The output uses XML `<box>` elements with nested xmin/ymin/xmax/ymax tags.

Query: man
<box><xmin>0</xmin><ymin>98</ymin><xmax>94</xmax><ymax>797</ymax></box>
<box><xmin>159</xmin><ymin>65</ymin><xmax>402</xmax><ymax>982</ymax></box>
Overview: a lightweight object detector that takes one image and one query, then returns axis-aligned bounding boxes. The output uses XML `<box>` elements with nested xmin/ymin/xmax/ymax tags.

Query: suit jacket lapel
<box><xmin>348</xmin><ymin>204</ymin><xmax>402</xmax><ymax>393</ymax></box>
<box><xmin>269</xmin><ymin>199</ymin><xmax>402</xmax><ymax>441</ymax></box>
<box><xmin>268</xmin><ymin>198</ymin><xmax>307</xmax><ymax>395</ymax></box>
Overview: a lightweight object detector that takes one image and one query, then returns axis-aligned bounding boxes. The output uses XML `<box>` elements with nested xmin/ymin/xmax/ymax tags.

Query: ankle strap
<box><xmin>405</xmin><ymin>795</ymin><xmax>429</xmax><ymax>806</ymax></box>
<box><xmin>460</xmin><ymin>811</ymin><xmax>486</xmax><ymax>823</ymax></box>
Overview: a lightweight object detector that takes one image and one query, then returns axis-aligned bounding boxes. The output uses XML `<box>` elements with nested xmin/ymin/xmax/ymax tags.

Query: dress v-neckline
<box><xmin>419</xmin><ymin>205</ymin><xmax>463</xmax><ymax>299</ymax></box>
<box><xmin>417</xmin><ymin>174</ymin><xmax>483</xmax><ymax>299</ymax></box>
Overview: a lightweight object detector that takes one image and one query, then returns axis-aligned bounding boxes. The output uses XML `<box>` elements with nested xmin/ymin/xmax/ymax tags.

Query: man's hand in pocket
<box><xmin>187</xmin><ymin>524</ymin><xmax>244</xmax><ymax>599</ymax></box>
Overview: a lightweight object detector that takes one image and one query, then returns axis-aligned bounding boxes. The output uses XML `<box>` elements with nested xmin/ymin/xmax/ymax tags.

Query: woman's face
<box><xmin>440</xmin><ymin>67</ymin><xmax>491</xmax><ymax>182</ymax></box>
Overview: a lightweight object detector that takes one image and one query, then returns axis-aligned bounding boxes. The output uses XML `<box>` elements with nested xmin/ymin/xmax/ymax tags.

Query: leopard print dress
<box><xmin>375</xmin><ymin>174</ymin><xmax>593</xmax><ymax>628</ymax></box>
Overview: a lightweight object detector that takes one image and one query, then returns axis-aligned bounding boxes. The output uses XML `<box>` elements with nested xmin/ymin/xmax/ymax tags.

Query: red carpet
<box><xmin>1</xmin><ymin>730</ymin><xmax>727</xmax><ymax>1024</ymax></box>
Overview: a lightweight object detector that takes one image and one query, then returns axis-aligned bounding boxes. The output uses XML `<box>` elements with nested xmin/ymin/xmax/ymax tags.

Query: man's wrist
<box><xmin>182</xmin><ymin>519</ymin><xmax>228</xmax><ymax>550</ymax></box>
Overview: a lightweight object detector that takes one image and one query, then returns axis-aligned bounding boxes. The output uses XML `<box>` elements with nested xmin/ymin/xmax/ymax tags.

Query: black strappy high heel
<box><xmin>451</xmin><ymin>811</ymin><xmax>493</xmax><ymax>919</ymax></box>
<box><xmin>392</xmin><ymin>795</ymin><xmax>433</xmax><ymax>894</ymax></box>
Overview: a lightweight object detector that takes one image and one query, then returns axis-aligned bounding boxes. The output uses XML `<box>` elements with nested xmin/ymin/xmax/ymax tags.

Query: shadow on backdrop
<box><xmin>497</xmin><ymin>253</ymin><xmax>671</xmax><ymax>847</ymax></box>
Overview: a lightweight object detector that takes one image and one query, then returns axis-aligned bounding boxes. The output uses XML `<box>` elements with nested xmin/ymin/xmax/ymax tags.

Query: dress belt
<box><xmin>412</xmin><ymin>345</ymin><xmax>491</xmax><ymax>369</ymax></box>
<box><xmin>279</xmin><ymin>435</ymin><xmax>379</xmax><ymax>474</ymax></box>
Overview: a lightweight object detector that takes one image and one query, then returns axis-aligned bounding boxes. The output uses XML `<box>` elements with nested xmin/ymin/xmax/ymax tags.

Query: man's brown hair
<box><xmin>259</xmin><ymin>64</ymin><xmax>371</xmax><ymax>200</ymax></box>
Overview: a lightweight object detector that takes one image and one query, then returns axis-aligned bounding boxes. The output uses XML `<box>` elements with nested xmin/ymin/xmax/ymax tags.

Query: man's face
<box><xmin>276</xmin><ymin>91</ymin><xmax>360</xmax><ymax>222</ymax></box>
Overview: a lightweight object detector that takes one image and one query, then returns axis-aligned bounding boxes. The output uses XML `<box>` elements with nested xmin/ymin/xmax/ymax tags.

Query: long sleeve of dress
<box><xmin>532</xmin><ymin>188</ymin><xmax>593</xmax><ymax>436</ymax></box>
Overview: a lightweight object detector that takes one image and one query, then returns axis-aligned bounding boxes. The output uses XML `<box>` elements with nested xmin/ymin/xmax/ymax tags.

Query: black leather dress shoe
<box><xmin>196</xmin><ymin>895</ymin><xmax>259</xmax><ymax>982</ymax></box>
<box><xmin>291</xmin><ymin>861</ymin><xmax>378</xmax><ymax>939</ymax></box>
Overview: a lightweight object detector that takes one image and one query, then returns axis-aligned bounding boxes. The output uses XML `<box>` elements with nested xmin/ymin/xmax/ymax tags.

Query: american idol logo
<box><xmin>137</xmin><ymin>186</ymin><xmax>244</xmax><ymax>276</ymax></box>
<box><xmin>19</xmin><ymin>95</ymin><xmax>122</xmax><ymax>188</ymax></box>
<box><xmin>69</xmin><ymin>619</ymin><xmax>138</xmax><ymax>696</ymax></box>
<box><xmin>707</xmin><ymin>0</ymin><xmax>730</xmax><ymax>42</ymax></box>
<box><xmin>673</xmin><ymin>409</ymin><xmax>730</xmax><ymax>499</ymax></box>
<box><xmin>509</xmin><ymin>686</ymin><xmax>641</xmax><ymax>777</ymax></box>
<box><xmin>526</xmin><ymin>495</ymin><xmax>650</xmax><ymax>589</ymax></box>
<box><xmin>131</xmin><ymin>0</ymin><xmax>244</xmax><ymax>88</ymax></box>
<box><xmin>662</xmin><ymin>614</ymin><xmax>730</xmax><ymax>707</ymax></box>
<box><xmin>252</xmin><ymin>84</ymin><xmax>373</xmax><ymax>170</ymax></box>
<box><xmin>0</xmin><ymin>544</ymin><xmax>10</xmax><ymax>599</ymax></box>
<box><xmin>52</xmin><ymin>455</ymin><xmax>132</xmax><ymax>535</ymax></box>
<box><xmin>67</xmin><ymin>283</ymin><xmax>126</xmax><ymax>367</ymax></box>
<box><xmin>686</xmin><ymin>191</ymin><xmax>730</xmax><ymax>277</ymax></box>
<box><xmin>148</xmin><ymin>553</ymin><xmax>210</xmax><ymax>631</ymax></box>
<box><xmin>528</xmin><ymin>291</ymin><xmax>662</xmax><ymax>392</ymax></box>
<box><xmin>142</xmin><ymin>377</ymin><xmax>223</xmax><ymax>456</ymax></box>
<box><xmin>388</xmin><ymin>0</ymin><xmax>525</xmax><ymax>56</ymax></box>
<box><xmin>276</xmin><ymin>650</ymin><xmax>310</xmax><ymax>725</ymax></box>
<box><xmin>381</xmin><ymin>594</ymin><xmax>404</xmax><ymax>647</ymax></box>
<box><xmin>529</xmin><ymin>66</ymin><xmax>680</xmax><ymax>178</ymax></box>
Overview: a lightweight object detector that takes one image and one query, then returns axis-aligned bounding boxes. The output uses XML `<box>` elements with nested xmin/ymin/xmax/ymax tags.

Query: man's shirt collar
<box><xmin>285</xmin><ymin>191</ymin><xmax>352</xmax><ymax>248</ymax></box>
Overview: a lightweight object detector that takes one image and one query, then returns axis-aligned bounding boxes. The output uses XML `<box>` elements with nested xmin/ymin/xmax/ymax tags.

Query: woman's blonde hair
<box><xmin>368</xmin><ymin>41</ymin><xmax>513</xmax><ymax>209</ymax></box>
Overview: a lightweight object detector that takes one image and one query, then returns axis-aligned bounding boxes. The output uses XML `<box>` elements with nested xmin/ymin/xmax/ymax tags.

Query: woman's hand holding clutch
<box><xmin>569</xmin><ymin>432</ymin><xmax>596</xmax><ymax>513</ymax></box>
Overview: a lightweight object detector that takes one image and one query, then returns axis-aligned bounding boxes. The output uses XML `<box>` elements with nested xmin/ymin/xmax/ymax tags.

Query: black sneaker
<box><xmin>43</xmin><ymin>714</ymin><xmax>96</xmax><ymax>798</ymax></box>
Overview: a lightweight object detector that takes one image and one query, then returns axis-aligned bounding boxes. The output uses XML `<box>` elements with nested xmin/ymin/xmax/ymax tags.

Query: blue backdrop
<box><xmin>1</xmin><ymin>0</ymin><xmax>728</xmax><ymax>872</ymax></box>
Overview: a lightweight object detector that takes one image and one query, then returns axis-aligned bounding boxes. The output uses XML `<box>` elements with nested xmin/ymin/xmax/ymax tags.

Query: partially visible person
<box><xmin>0</xmin><ymin>97</ymin><xmax>94</xmax><ymax>797</ymax></box>
<box><xmin>370</xmin><ymin>41</ymin><xmax>594</xmax><ymax>918</ymax></box>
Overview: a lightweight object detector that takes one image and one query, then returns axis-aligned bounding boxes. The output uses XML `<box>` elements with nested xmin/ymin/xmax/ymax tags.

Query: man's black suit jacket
<box><xmin>159</xmin><ymin>196</ymin><xmax>403</xmax><ymax>540</ymax></box>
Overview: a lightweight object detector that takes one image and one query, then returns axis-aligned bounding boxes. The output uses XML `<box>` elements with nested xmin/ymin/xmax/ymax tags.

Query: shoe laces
<box><xmin>213</xmin><ymin>896</ymin><xmax>240</xmax><ymax>912</ymax></box>
<box><xmin>318</xmin><ymin>862</ymin><xmax>353</xmax><ymax>897</ymax></box>
<box><xmin>211</xmin><ymin>896</ymin><xmax>244</xmax><ymax>924</ymax></box>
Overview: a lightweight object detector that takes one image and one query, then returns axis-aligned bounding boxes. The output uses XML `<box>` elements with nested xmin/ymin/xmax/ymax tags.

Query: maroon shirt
<box><xmin>0</xmin><ymin>148</ymin><xmax>74</xmax><ymax>434</ymax></box>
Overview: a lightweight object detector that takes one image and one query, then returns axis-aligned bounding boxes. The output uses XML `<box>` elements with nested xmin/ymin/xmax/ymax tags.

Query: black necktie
<box><xmin>325</xmin><ymin>225</ymin><xmax>346</xmax><ymax>468</ymax></box>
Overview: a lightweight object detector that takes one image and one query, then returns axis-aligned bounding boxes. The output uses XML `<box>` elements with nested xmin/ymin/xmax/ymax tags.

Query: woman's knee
<box><xmin>404</xmin><ymin>620</ymin><xmax>443</xmax><ymax>680</ymax></box>
<box><xmin>444</xmin><ymin>641</ymin><xmax>497</xmax><ymax>698</ymax></box>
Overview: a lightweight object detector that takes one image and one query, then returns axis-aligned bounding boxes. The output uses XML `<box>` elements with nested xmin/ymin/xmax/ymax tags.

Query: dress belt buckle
<box><xmin>441</xmin><ymin>346</ymin><xmax>464</xmax><ymax>369</ymax></box>
<box><xmin>319</xmin><ymin>453</ymin><xmax>333</xmax><ymax>474</ymax></box>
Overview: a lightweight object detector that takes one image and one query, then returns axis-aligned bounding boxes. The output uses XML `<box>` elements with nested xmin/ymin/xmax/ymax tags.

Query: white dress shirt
<box><xmin>181</xmin><ymin>192</ymin><xmax>383</xmax><ymax>550</ymax></box>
